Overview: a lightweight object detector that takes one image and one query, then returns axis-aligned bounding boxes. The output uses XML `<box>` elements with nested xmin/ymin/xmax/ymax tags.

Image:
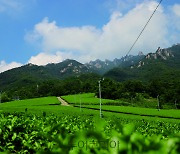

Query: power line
<box><xmin>126</xmin><ymin>0</ymin><xmax>163</xmax><ymax>56</ymax></box>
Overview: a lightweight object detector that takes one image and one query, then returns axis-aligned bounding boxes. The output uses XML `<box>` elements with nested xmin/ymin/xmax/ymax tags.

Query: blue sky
<box><xmin>0</xmin><ymin>0</ymin><xmax>180</xmax><ymax>72</ymax></box>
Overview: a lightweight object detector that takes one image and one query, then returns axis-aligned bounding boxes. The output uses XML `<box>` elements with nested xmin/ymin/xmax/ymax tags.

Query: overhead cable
<box><xmin>126</xmin><ymin>0</ymin><xmax>163</xmax><ymax>56</ymax></box>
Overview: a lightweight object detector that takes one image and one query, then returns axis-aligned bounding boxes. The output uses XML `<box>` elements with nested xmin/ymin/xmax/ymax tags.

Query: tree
<box><xmin>1</xmin><ymin>92</ymin><xmax>11</xmax><ymax>103</ymax></box>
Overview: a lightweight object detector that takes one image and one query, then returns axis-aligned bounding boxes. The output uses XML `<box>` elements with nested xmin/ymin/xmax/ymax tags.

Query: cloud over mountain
<box><xmin>28</xmin><ymin>52</ymin><xmax>73</xmax><ymax>66</ymax></box>
<box><xmin>0</xmin><ymin>61</ymin><xmax>22</xmax><ymax>73</ymax></box>
<box><xmin>26</xmin><ymin>1</ymin><xmax>176</xmax><ymax>63</ymax></box>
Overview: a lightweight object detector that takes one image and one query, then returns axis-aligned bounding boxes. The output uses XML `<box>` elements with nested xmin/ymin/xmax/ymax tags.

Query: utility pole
<box><xmin>99</xmin><ymin>80</ymin><xmax>102</xmax><ymax>118</ymax></box>
<box><xmin>80</xmin><ymin>93</ymin><xmax>82</xmax><ymax>112</ymax></box>
<box><xmin>37</xmin><ymin>84</ymin><xmax>39</xmax><ymax>93</ymax></box>
<box><xmin>0</xmin><ymin>91</ymin><xmax>1</xmax><ymax>103</ymax></box>
<box><xmin>79</xmin><ymin>80</ymin><xmax>83</xmax><ymax>111</ymax></box>
<box><xmin>175</xmin><ymin>99</ymin><xmax>177</xmax><ymax>109</ymax></box>
<box><xmin>99</xmin><ymin>78</ymin><xmax>104</xmax><ymax>118</ymax></box>
<box><xmin>157</xmin><ymin>95</ymin><xmax>160</xmax><ymax>111</ymax></box>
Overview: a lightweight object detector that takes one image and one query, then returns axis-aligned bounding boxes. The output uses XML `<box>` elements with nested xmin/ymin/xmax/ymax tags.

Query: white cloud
<box><xmin>0</xmin><ymin>0</ymin><xmax>23</xmax><ymax>13</ymax></box>
<box><xmin>105</xmin><ymin>0</ymin><xmax>142</xmax><ymax>13</ymax></box>
<box><xmin>168</xmin><ymin>3</ymin><xmax>180</xmax><ymax>37</ymax></box>
<box><xmin>172</xmin><ymin>4</ymin><xmax>180</xmax><ymax>17</ymax></box>
<box><xmin>0</xmin><ymin>0</ymin><xmax>36</xmax><ymax>15</ymax></box>
<box><xmin>28</xmin><ymin>52</ymin><xmax>73</xmax><ymax>66</ymax></box>
<box><xmin>26</xmin><ymin>17</ymin><xmax>100</xmax><ymax>54</ymax></box>
<box><xmin>0</xmin><ymin>61</ymin><xmax>22</xmax><ymax>73</ymax></box>
<box><xmin>26</xmin><ymin>1</ymin><xmax>177</xmax><ymax>62</ymax></box>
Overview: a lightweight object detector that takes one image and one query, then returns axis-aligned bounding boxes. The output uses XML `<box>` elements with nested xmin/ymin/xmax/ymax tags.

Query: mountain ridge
<box><xmin>104</xmin><ymin>44</ymin><xmax>180</xmax><ymax>81</ymax></box>
<box><xmin>0</xmin><ymin>44</ymin><xmax>179</xmax><ymax>91</ymax></box>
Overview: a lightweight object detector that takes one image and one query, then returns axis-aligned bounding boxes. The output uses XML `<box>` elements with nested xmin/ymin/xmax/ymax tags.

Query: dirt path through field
<box><xmin>57</xmin><ymin>97</ymin><xmax>70</xmax><ymax>106</ymax></box>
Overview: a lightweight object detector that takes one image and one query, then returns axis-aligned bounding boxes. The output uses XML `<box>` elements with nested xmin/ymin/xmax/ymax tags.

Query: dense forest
<box><xmin>1</xmin><ymin>73</ymin><xmax>179</xmax><ymax>109</ymax></box>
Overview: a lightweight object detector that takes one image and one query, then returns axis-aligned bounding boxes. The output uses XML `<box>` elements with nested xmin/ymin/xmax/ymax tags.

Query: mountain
<box><xmin>0</xmin><ymin>59</ymin><xmax>92</xmax><ymax>90</ymax></box>
<box><xmin>85</xmin><ymin>52</ymin><xmax>144</xmax><ymax>74</ymax></box>
<box><xmin>0</xmin><ymin>44</ymin><xmax>179</xmax><ymax>91</ymax></box>
<box><xmin>45</xmin><ymin>59</ymin><xmax>92</xmax><ymax>78</ymax></box>
<box><xmin>0</xmin><ymin>53</ymin><xmax>145</xmax><ymax>91</ymax></box>
<box><xmin>104</xmin><ymin>44</ymin><xmax>180</xmax><ymax>81</ymax></box>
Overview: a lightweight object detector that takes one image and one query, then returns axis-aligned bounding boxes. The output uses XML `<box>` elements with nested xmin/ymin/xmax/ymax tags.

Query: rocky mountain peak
<box><xmin>26</xmin><ymin>63</ymin><xmax>38</xmax><ymax>67</ymax></box>
<box><xmin>145</xmin><ymin>47</ymin><xmax>174</xmax><ymax>61</ymax></box>
<box><xmin>138</xmin><ymin>51</ymin><xmax>144</xmax><ymax>56</ymax></box>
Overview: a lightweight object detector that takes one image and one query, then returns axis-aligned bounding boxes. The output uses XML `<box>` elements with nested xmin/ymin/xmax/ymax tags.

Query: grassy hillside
<box><xmin>61</xmin><ymin>93</ymin><xmax>119</xmax><ymax>105</ymax></box>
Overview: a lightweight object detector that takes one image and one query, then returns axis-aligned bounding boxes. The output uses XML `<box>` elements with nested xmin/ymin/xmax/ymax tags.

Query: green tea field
<box><xmin>61</xmin><ymin>93</ymin><xmax>120</xmax><ymax>105</ymax></box>
<box><xmin>0</xmin><ymin>95</ymin><xmax>179</xmax><ymax>153</ymax></box>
